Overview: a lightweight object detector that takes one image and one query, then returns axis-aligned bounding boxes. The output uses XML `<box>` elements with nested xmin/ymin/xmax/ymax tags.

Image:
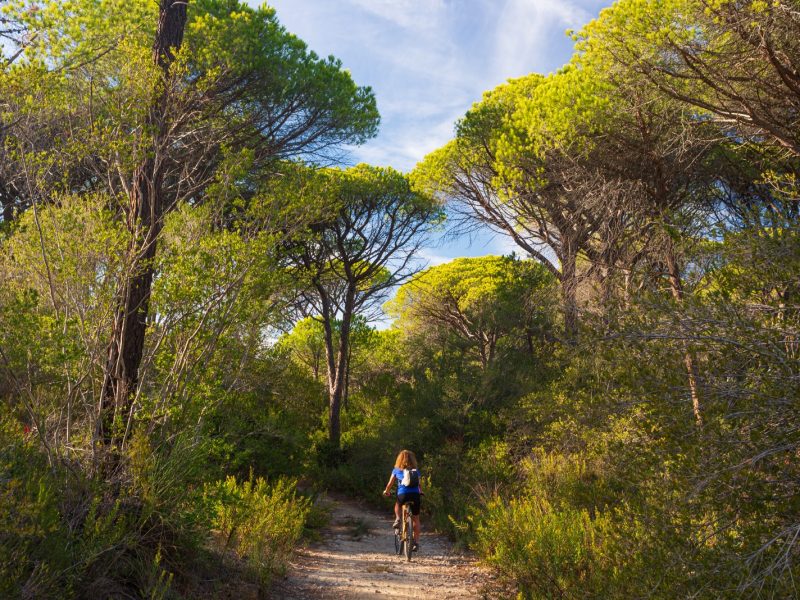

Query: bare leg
<box><xmin>394</xmin><ymin>501</ymin><xmax>401</xmax><ymax>521</ymax></box>
<box><xmin>412</xmin><ymin>514</ymin><xmax>421</xmax><ymax>543</ymax></box>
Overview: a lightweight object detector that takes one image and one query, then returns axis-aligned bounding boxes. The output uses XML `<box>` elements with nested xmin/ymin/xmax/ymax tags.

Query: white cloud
<box><xmin>347</xmin><ymin>102</ymin><xmax>463</xmax><ymax>171</ymax></box>
<box><xmin>492</xmin><ymin>0</ymin><xmax>591</xmax><ymax>80</ymax></box>
<box><xmin>262</xmin><ymin>0</ymin><xmax>611</xmax><ymax>264</ymax></box>
<box><xmin>345</xmin><ymin>0</ymin><xmax>447</xmax><ymax>30</ymax></box>
<box><xmin>416</xmin><ymin>249</ymin><xmax>452</xmax><ymax>267</ymax></box>
<box><xmin>487</xmin><ymin>233</ymin><xmax>523</xmax><ymax>257</ymax></box>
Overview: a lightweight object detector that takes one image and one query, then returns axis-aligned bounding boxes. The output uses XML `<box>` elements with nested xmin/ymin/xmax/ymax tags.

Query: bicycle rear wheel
<box><xmin>404</xmin><ymin>509</ymin><xmax>413</xmax><ymax>562</ymax></box>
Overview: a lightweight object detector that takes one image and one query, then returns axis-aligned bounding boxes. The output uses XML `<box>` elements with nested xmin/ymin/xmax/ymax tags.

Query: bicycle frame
<box><xmin>400</xmin><ymin>501</ymin><xmax>414</xmax><ymax>561</ymax></box>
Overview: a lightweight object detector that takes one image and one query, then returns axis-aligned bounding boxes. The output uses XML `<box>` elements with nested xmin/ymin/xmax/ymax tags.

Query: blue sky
<box><xmin>265</xmin><ymin>0</ymin><xmax>613</xmax><ymax>264</ymax></box>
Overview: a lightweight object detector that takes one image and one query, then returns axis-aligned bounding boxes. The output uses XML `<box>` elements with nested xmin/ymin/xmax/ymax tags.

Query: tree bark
<box><xmin>99</xmin><ymin>160</ymin><xmax>164</xmax><ymax>443</ymax></box>
<box><xmin>318</xmin><ymin>289</ymin><xmax>352</xmax><ymax>452</ymax></box>
<box><xmin>321</xmin><ymin>297</ymin><xmax>337</xmax><ymax>420</ymax></box>
<box><xmin>327</xmin><ymin>291</ymin><xmax>354</xmax><ymax>450</ymax></box>
<box><xmin>1</xmin><ymin>196</ymin><xmax>12</xmax><ymax>224</ymax></box>
<box><xmin>343</xmin><ymin>342</ymin><xmax>352</xmax><ymax>410</ymax></box>
<box><xmin>97</xmin><ymin>0</ymin><xmax>188</xmax><ymax>448</ymax></box>
<box><xmin>664</xmin><ymin>239</ymin><xmax>703</xmax><ymax>426</ymax></box>
<box><xmin>560</xmin><ymin>238</ymin><xmax>579</xmax><ymax>341</ymax></box>
<box><xmin>0</xmin><ymin>179</ymin><xmax>16</xmax><ymax>224</ymax></box>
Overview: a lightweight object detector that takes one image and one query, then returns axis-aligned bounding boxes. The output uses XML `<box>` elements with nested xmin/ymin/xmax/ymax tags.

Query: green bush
<box><xmin>0</xmin><ymin>437</ymin><xmax>184</xmax><ymax>599</ymax></box>
<box><xmin>0</xmin><ymin>437</ymin><xmax>68</xmax><ymax>598</ymax></box>
<box><xmin>204</xmin><ymin>474</ymin><xmax>311</xmax><ymax>585</ymax></box>
<box><xmin>308</xmin><ymin>419</ymin><xmax>400</xmax><ymax>502</ymax></box>
<box><xmin>474</xmin><ymin>496</ymin><xmax>618</xmax><ymax>599</ymax></box>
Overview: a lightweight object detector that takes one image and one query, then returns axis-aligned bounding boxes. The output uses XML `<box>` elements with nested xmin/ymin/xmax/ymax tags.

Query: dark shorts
<box><xmin>397</xmin><ymin>492</ymin><xmax>421</xmax><ymax>516</ymax></box>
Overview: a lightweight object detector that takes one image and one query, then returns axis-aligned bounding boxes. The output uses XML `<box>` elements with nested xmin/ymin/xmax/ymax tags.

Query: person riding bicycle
<box><xmin>382</xmin><ymin>449</ymin><xmax>422</xmax><ymax>551</ymax></box>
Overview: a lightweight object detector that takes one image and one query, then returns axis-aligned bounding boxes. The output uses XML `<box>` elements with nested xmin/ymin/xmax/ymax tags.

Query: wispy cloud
<box><xmin>492</xmin><ymin>0</ymin><xmax>592</xmax><ymax>80</ymax></box>
<box><xmin>266</xmin><ymin>0</ymin><xmax>607</xmax><ymax>171</ymax></box>
<box><xmin>416</xmin><ymin>249</ymin><xmax>452</xmax><ymax>267</ymax></box>
<box><xmin>346</xmin><ymin>0</ymin><xmax>447</xmax><ymax>30</ymax></box>
<box><xmin>263</xmin><ymin>0</ymin><xmax>611</xmax><ymax>267</ymax></box>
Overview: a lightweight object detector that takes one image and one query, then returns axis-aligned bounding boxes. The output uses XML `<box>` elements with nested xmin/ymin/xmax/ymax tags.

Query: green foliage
<box><xmin>475</xmin><ymin>497</ymin><xmax>616</xmax><ymax>599</ymax></box>
<box><xmin>0</xmin><ymin>0</ymin><xmax>380</xmax><ymax>595</ymax></box>
<box><xmin>0</xmin><ymin>431</ymin><xmax>66</xmax><ymax>599</ymax></box>
<box><xmin>183</xmin><ymin>0</ymin><xmax>380</xmax><ymax>148</ymax></box>
<box><xmin>388</xmin><ymin>255</ymin><xmax>555</xmax><ymax>368</ymax></box>
<box><xmin>3</xmin><ymin>0</ymin><xmax>800</xmax><ymax>597</ymax></box>
<box><xmin>279</xmin><ymin>317</ymin><xmax>328</xmax><ymax>382</ymax></box>
<box><xmin>0</xmin><ymin>423</ymin><xmax>207</xmax><ymax>598</ymax></box>
<box><xmin>1</xmin><ymin>0</ymin><xmax>379</xmax><ymax>186</ymax></box>
<box><xmin>204</xmin><ymin>475</ymin><xmax>311</xmax><ymax>585</ymax></box>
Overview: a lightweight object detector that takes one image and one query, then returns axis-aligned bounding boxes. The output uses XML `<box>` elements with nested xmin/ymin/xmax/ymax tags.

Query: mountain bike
<box><xmin>394</xmin><ymin>500</ymin><xmax>415</xmax><ymax>561</ymax></box>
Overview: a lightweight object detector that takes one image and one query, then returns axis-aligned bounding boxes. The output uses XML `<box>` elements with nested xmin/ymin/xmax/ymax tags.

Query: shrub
<box><xmin>0</xmin><ymin>436</ymin><xmax>68</xmax><ymax>599</ymax></box>
<box><xmin>0</xmin><ymin>437</ymin><xmax>181</xmax><ymax>599</ymax></box>
<box><xmin>474</xmin><ymin>496</ymin><xmax>617</xmax><ymax>599</ymax></box>
<box><xmin>204</xmin><ymin>475</ymin><xmax>311</xmax><ymax>586</ymax></box>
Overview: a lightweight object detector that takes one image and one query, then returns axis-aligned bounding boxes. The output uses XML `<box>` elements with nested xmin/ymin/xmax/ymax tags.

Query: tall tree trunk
<box><xmin>97</xmin><ymin>0</ymin><xmax>188</xmax><ymax>448</ymax></box>
<box><xmin>318</xmin><ymin>289</ymin><xmax>352</xmax><ymax>452</ymax></box>
<box><xmin>321</xmin><ymin>319</ymin><xmax>340</xmax><ymax>448</ymax></box>
<box><xmin>343</xmin><ymin>342</ymin><xmax>352</xmax><ymax>410</ymax></box>
<box><xmin>99</xmin><ymin>161</ymin><xmax>164</xmax><ymax>443</ymax></box>
<box><xmin>321</xmin><ymin>298</ymin><xmax>337</xmax><ymax>412</ymax></box>
<box><xmin>561</xmin><ymin>239</ymin><xmax>579</xmax><ymax>341</ymax></box>
<box><xmin>327</xmin><ymin>291</ymin><xmax>354</xmax><ymax>450</ymax></box>
<box><xmin>664</xmin><ymin>239</ymin><xmax>703</xmax><ymax>426</ymax></box>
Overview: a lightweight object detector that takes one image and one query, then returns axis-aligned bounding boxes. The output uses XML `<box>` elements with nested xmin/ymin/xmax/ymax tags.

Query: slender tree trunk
<box><xmin>320</xmin><ymin>295</ymin><xmax>337</xmax><ymax>419</ymax></box>
<box><xmin>318</xmin><ymin>290</ymin><xmax>352</xmax><ymax>451</ymax></box>
<box><xmin>525</xmin><ymin>328</ymin><xmax>535</xmax><ymax>356</ymax></box>
<box><xmin>561</xmin><ymin>240</ymin><xmax>579</xmax><ymax>341</ymax></box>
<box><xmin>0</xmin><ymin>180</ymin><xmax>15</xmax><ymax>224</ymax></box>
<box><xmin>97</xmin><ymin>0</ymin><xmax>188</xmax><ymax>448</ymax></box>
<box><xmin>664</xmin><ymin>240</ymin><xmax>703</xmax><ymax>426</ymax></box>
<box><xmin>343</xmin><ymin>342</ymin><xmax>352</xmax><ymax>410</ymax></box>
<box><xmin>99</xmin><ymin>162</ymin><xmax>163</xmax><ymax>443</ymax></box>
<box><xmin>327</xmin><ymin>291</ymin><xmax>354</xmax><ymax>450</ymax></box>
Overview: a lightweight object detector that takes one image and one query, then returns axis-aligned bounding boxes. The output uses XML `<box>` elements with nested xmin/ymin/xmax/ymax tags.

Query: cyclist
<box><xmin>382</xmin><ymin>449</ymin><xmax>422</xmax><ymax>551</ymax></box>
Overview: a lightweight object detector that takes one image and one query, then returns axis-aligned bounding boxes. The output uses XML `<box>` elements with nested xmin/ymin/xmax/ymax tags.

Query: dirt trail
<box><xmin>274</xmin><ymin>495</ymin><xmax>508</xmax><ymax>599</ymax></box>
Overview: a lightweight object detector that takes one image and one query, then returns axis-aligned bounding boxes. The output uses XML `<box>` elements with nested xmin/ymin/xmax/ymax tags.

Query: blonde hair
<box><xmin>394</xmin><ymin>449</ymin><xmax>418</xmax><ymax>470</ymax></box>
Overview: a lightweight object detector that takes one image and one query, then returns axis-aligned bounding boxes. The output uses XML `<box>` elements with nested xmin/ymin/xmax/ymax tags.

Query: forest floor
<box><xmin>272</xmin><ymin>494</ymin><xmax>511</xmax><ymax>599</ymax></box>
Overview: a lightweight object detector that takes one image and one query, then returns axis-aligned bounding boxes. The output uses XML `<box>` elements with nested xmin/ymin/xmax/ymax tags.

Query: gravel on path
<box><xmin>273</xmin><ymin>495</ymin><xmax>509</xmax><ymax>599</ymax></box>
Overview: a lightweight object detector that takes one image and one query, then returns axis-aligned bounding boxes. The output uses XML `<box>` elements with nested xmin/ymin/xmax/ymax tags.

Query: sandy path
<box><xmin>273</xmin><ymin>495</ymin><xmax>507</xmax><ymax>599</ymax></box>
